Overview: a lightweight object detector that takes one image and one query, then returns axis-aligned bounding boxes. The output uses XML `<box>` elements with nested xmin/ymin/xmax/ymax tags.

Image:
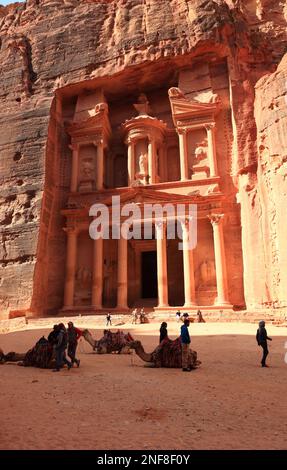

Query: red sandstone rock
<box><xmin>0</xmin><ymin>0</ymin><xmax>286</xmax><ymax>319</ymax></box>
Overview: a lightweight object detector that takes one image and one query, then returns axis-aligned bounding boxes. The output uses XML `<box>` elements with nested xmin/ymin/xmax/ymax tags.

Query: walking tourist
<box><xmin>53</xmin><ymin>323</ymin><xmax>72</xmax><ymax>372</ymax></box>
<box><xmin>197</xmin><ymin>310</ymin><xmax>205</xmax><ymax>323</ymax></box>
<box><xmin>67</xmin><ymin>321</ymin><xmax>82</xmax><ymax>367</ymax></box>
<box><xmin>106</xmin><ymin>313</ymin><xmax>112</xmax><ymax>327</ymax></box>
<box><xmin>181</xmin><ymin>318</ymin><xmax>191</xmax><ymax>372</ymax></box>
<box><xmin>256</xmin><ymin>320</ymin><xmax>272</xmax><ymax>367</ymax></box>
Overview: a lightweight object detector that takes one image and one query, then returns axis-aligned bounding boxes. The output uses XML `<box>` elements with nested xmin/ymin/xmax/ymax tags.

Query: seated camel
<box><xmin>82</xmin><ymin>329</ymin><xmax>134</xmax><ymax>354</ymax></box>
<box><xmin>1</xmin><ymin>337</ymin><xmax>56</xmax><ymax>368</ymax></box>
<box><xmin>129</xmin><ymin>337</ymin><xmax>201</xmax><ymax>369</ymax></box>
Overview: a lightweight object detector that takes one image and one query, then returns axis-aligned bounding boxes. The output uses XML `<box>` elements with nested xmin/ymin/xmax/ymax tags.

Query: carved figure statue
<box><xmin>81</xmin><ymin>159</ymin><xmax>94</xmax><ymax>180</ymax></box>
<box><xmin>194</xmin><ymin>140</ymin><xmax>208</xmax><ymax>164</ymax></box>
<box><xmin>139</xmin><ymin>152</ymin><xmax>148</xmax><ymax>176</ymax></box>
<box><xmin>76</xmin><ymin>267</ymin><xmax>92</xmax><ymax>286</ymax></box>
<box><xmin>198</xmin><ymin>259</ymin><xmax>216</xmax><ymax>287</ymax></box>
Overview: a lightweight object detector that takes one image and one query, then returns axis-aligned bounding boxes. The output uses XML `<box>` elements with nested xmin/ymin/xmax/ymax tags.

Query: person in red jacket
<box><xmin>67</xmin><ymin>321</ymin><xmax>82</xmax><ymax>367</ymax></box>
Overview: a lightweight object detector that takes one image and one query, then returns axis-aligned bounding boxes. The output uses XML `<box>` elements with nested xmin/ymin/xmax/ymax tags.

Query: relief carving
<box><xmin>78</xmin><ymin>159</ymin><xmax>95</xmax><ymax>192</ymax></box>
<box><xmin>135</xmin><ymin>151</ymin><xmax>149</xmax><ymax>185</ymax></box>
<box><xmin>196</xmin><ymin>259</ymin><xmax>216</xmax><ymax>289</ymax></box>
<box><xmin>191</xmin><ymin>139</ymin><xmax>210</xmax><ymax>179</ymax></box>
<box><xmin>75</xmin><ymin>266</ymin><xmax>92</xmax><ymax>304</ymax></box>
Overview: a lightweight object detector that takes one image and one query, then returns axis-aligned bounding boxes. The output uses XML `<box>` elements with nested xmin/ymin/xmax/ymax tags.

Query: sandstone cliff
<box><xmin>239</xmin><ymin>53</ymin><xmax>287</xmax><ymax>312</ymax></box>
<box><xmin>0</xmin><ymin>0</ymin><xmax>286</xmax><ymax>318</ymax></box>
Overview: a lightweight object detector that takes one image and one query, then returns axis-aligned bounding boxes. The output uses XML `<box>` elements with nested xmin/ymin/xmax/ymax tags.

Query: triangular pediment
<box><xmin>100</xmin><ymin>188</ymin><xmax>195</xmax><ymax>207</ymax></box>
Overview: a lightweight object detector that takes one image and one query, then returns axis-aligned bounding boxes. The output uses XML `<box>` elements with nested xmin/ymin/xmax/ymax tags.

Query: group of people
<box><xmin>48</xmin><ymin>322</ymin><xmax>82</xmax><ymax>372</ymax></box>
<box><xmin>46</xmin><ymin>314</ymin><xmax>272</xmax><ymax>373</ymax></box>
<box><xmin>158</xmin><ymin>318</ymin><xmax>194</xmax><ymax>372</ymax></box>
<box><xmin>131</xmin><ymin>308</ymin><xmax>147</xmax><ymax>324</ymax></box>
<box><xmin>176</xmin><ymin>310</ymin><xmax>205</xmax><ymax>323</ymax></box>
<box><xmin>159</xmin><ymin>318</ymin><xmax>273</xmax><ymax>371</ymax></box>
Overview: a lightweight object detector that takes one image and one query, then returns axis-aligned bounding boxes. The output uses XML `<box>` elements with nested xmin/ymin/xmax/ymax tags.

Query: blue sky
<box><xmin>1</xmin><ymin>0</ymin><xmax>23</xmax><ymax>5</ymax></box>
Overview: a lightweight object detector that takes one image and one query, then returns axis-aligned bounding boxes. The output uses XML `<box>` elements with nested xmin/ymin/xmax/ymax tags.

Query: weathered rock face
<box><xmin>238</xmin><ymin>53</ymin><xmax>287</xmax><ymax>311</ymax></box>
<box><xmin>0</xmin><ymin>0</ymin><xmax>286</xmax><ymax>318</ymax></box>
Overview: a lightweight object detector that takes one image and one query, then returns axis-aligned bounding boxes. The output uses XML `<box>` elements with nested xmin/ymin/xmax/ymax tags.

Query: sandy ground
<box><xmin>0</xmin><ymin>319</ymin><xmax>287</xmax><ymax>450</ymax></box>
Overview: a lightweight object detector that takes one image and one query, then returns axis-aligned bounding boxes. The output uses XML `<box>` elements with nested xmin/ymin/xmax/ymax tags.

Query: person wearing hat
<box><xmin>67</xmin><ymin>321</ymin><xmax>82</xmax><ymax>367</ymax></box>
<box><xmin>256</xmin><ymin>320</ymin><xmax>272</xmax><ymax>367</ymax></box>
<box><xmin>181</xmin><ymin>318</ymin><xmax>191</xmax><ymax>371</ymax></box>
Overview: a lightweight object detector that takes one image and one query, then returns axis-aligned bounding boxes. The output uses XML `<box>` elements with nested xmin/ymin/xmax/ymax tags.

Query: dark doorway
<box><xmin>141</xmin><ymin>251</ymin><xmax>158</xmax><ymax>299</ymax></box>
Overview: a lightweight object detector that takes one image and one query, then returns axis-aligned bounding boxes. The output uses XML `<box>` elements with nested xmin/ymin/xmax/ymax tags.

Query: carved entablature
<box><xmin>122</xmin><ymin>117</ymin><xmax>167</xmax><ymax>144</ymax></box>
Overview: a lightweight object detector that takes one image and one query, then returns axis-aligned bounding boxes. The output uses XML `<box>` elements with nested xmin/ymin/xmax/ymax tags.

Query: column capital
<box><xmin>93</xmin><ymin>139</ymin><xmax>104</xmax><ymax>147</ymax></box>
<box><xmin>205</xmin><ymin>123</ymin><xmax>216</xmax><ymax>132</ymax></box>
<box><xmin>208</xmin><ymin>213</ymin><xmax>224</xmax><ymax>226</ymax></box>
<box><xmin>69</xmin><ymin>143</ymin><xmax>79</xmax><ymax>152</ymax></box>
<box><xmin>177</xmin><ymin>127</ymin><xmax>188</xmax><ymax>135</ymax></box>
<box><xmin>155</xmin><ymin>219</ymin><xmax>167</xmax><ymax>231</ymax></box>
<box><xmin>63</xmin><ymin>225</ymin><xmax>79</xmax><ymax>235</ymax></box>
<box><xmin>180</xmin><ymin>216</ymin><xmax>193</xmax><ymax>229</ymax></box>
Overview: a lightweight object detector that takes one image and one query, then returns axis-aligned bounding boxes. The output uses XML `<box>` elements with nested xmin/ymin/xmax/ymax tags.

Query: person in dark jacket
<box><xmin>181</xmin><ymin>319</ymin><xmax>191</xmax><ymax>371</ymax></box>
<box><xmin>256</xmin><ymin>320</ymin><xmax>272</xmax><ymax>367</ymax></box>
<box><xmin>53</xmin><ymin>323</ymin><xmax>72</xmax><ymax>372</ymax></box>
<box><xmin>67</xmin><ymin>321</ymin><xmax>82</xmax><ymax>367</ymax></box>
<box><xmin>106</xmin><ymin>313</ymin><xmax>112</xmax><ymax>327</ymax></box>
<box><xmin>159</xmin><ymin>322</ymin><xmax>168</xmax><ymax>343</ymax></box>
<box><xmin>48</xmin><ymin>324</ymin><xmax>59</xmax><ymax>345</ymax></box>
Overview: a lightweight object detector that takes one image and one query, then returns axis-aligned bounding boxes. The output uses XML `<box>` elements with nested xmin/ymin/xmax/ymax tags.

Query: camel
<box><xmin>0</xmin><ymin>337</ymin><xmax>56</xmax><ymax>368</ymax></box>
<box><xmin>82</xmin><ymin>329</ymin><xmax>134</xmax><ymax>354</ymax></box>
<box><xmin>128</xmin><ymin>337</ymin><xmax>201</xmax><ymax>369</ymax></box>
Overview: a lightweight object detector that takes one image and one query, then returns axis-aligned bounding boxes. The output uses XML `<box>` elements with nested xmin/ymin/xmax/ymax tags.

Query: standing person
<box><xmin>48</xmin><ymin>324</ymin><xmax>59</xmax><ymax>345</ymax></box>
<box><xmin>53</xmin><ymin>323</ymin><xmax>72</xmax><ymax>372</ymax></box>
<box><xmin>140</xmin><ymin>308</ymin><xmax>146</xmax><ymax>324</ymax></box>
<box><xmin>197</xmin><ymin>310</ymin><xmax>205</xmax><ymax>323</ymax></box>
<box><xmin>159</xmin><ymin>322</ymin><xmax>168</xmax><ymax>343</ymax></box>
<box><xmin>181</xmin><ymin>318</ymin><xmax>191</xmax><ymax>372</ymax></box>
<box><xmin>176</xmin><ymin>311</ymin><xmax>181</xmax><ymax>322</ymax></box>
<box><xmin>106</xmin><ymin>313</ymin><xmax>112</xmax><ymax>327</ymax></box>
<box><xmin>67</xmin><ymin>321</ymin><xmax>82</xmax><ymax>367</ymax></box>
<box><xmin>132</xmin><ymin>309</ymin><xmax>138</xmax><ymax>324</ymax></box>
<box><xmin>256</xmin><ymin>320</ymin><xmax>272</xmax><ymax>367</ymax></box>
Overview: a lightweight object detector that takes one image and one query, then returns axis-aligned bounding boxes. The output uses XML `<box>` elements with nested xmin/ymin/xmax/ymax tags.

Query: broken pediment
<box><xmin>168</xmin><ymin>87</ymin><xmax>220</xmax><ymax>129</ymax></box>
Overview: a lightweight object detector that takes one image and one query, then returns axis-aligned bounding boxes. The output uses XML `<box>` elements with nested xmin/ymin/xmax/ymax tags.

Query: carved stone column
<box><xmin>63</xmin><ymin>227</ymin><xmax>78</xmax><ymax>308</ymax></box>
<box><xmin>92</xmin><ymin>237</ymin><xmax>103</xmax><ymax>309</ymax></box>
<box><xmin>205</xmin><ymin>124</ymin><xmax>218</xmax><ymax>178</ymax></box>
<box><xmin>117</xmin><ymin>225</ymin><xmax>128</xmax><ymax>309</ymax></box>
<box><xmin>69</xmin><ymin>144</ymin><xmax>79</xmax><ymax>192</ymax></box>
<box><xmin>181</xmin><ymin>218</ymin><xmax>196</xmax><ymax>307</ymax></box>
<box><xmin>178</xmin><ymin>130</ymin><xmax>189</xmax><ymax>181</ymax></box>
<box><xmin>95</xmin><ymin>140</ymin><xmax>104</xmax><ymax>190</ymax></box>
<box><xmin>148</xmin><ymin>138</ymin><xmax>157</xmax><ymax>184</ymax></box>
<box><xmin>159</xmin><ymin>144</ymin><xmax>167</xmax><ymax>182</ymax></box>
<box><xmin>127</xmin><ymin>139</ymin><xmax>135</xmax><ymax>186</ymax></box>
<box><xmin>155</xmin><ymin>221</ymin><xmax>169</xmax><ymax>307</ymax></box>
<box><xmin>209</xmin><ymin>214</ymin><xmax>230</xmax><ymax>306</ymax></box>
